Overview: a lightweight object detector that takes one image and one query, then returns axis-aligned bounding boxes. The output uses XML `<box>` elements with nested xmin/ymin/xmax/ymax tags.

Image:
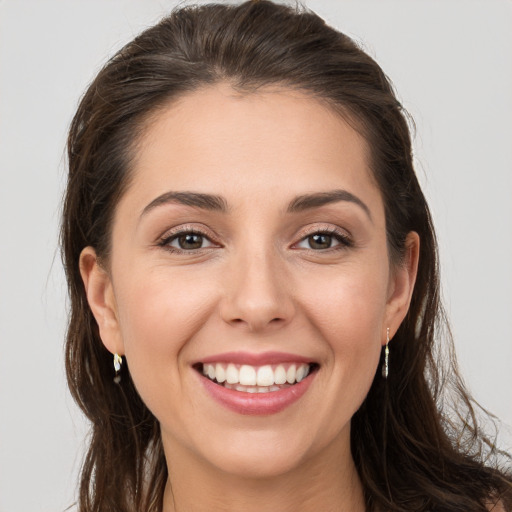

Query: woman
<box><xmin>61</xmin><ymin>1</ymin><xmax>511</xmax><ymax>510</ymax></box>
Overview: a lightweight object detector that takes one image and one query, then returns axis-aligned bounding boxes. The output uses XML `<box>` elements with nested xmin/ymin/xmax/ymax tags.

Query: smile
<box><xmin>199</xmin><ymin>362</ymin><xmax>314</xmax><ymax>393</ymax></box>
<box><xmin>193</xmin><ymin>353</ymin><xmax>319</xmax><ymax>415</ymax></box>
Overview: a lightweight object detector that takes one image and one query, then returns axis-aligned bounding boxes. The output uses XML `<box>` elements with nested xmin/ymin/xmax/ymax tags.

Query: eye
<box><xmin>160</xmin><ymin>230</ymin><xmax>217</xmax><ymax>251</ymax></box>
<box><xmin>295</xmin><ymin>230</ymin><xmax>351</xmax><ymax>250</ymax></box>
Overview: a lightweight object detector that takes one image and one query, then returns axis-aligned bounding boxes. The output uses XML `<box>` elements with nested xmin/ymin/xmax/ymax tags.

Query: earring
<box><xmin>381</xmin><ymin>328</ymin><xmax>390</xmax><ymax>379</ymax></box>
<box><xmin>113</xmin><ymin>353</ymin><xmax>123</xmax><ymax>384</ymax></box>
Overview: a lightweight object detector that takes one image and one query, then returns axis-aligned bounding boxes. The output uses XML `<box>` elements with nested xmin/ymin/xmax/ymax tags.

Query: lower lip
<box><xmin>198</xmin><ymin>370</ymin><xmax>316</xmax><ymax>416</ymax></box>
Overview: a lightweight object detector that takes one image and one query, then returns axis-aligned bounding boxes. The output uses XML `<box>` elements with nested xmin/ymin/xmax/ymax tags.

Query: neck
<box><xmin>162</xmin><ymin>435</ymin><xmax>365</xmax><ymax>512</ymax></box>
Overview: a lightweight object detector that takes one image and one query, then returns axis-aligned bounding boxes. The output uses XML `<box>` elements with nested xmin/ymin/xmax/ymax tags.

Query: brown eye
<box><xmin>295</xmin><ymin>230</ymin><xmax>351</xmax><ymax>251</ymax></box>
<box><xmin>308</xmin><ymin>234</ymin><xmax>333</xmax><ymax>250</ymax></box>
<box><xmin>163</xmin><ymin>231</ymin><xmax>216</xmax><ymax>251</ymax></box>
<box><xmin>177</xmin><ymin>233</ymin><xmax>204</xmax><ymax>250</ymax></box>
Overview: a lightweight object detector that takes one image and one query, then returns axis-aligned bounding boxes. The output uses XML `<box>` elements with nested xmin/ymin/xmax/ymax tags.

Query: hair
<box><xmin>61</xmin><ymin>1</ymin><xmax>512</xmax><ymax>511</ymax></box>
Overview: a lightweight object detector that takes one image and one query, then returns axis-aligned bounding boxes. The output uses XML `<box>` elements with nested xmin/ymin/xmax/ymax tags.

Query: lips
<box><xmin>193</xmin><ymin>352</ymin><xmax>319</xmax><ymax>415</ymax></box>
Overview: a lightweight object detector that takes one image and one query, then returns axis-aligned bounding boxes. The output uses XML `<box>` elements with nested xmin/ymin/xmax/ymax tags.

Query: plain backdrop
<box><xmin>0</xmin><ymin>1</ymin><xmax>511</xmax><ymax>510</ymax></box>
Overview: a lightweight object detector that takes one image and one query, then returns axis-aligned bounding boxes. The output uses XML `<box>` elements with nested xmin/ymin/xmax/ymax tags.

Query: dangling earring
<box><xmin>381</xmin><ymin>328</ymin><xmax>390</xmax><ymax>379</ymax></box>
<box><xmin>113</xmin><ymin>353</ymin><xmax>123</xmax><ymax>384</ymax></box>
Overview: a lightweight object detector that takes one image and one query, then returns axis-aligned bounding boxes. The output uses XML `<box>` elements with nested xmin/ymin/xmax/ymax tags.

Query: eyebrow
<box><xmin>286</xmin><ymin>190</ymin><xmax>372</xmax><ymax>221</ymax></box>
<box><xmin>141</xmin><ymin>191</ymin><xmax>228</xmax><ymax>217</ymax></box>
<box><xmin>140</xmin><ymin>188</ymin><xmax>371</xmax><ymax>221</ymax></box>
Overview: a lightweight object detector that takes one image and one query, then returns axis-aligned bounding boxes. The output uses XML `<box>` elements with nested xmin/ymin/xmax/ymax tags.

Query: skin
<box><xmin>80</xmin><ymin>84</ymin><xmax>419</xmax><ymax>512</ymax></box>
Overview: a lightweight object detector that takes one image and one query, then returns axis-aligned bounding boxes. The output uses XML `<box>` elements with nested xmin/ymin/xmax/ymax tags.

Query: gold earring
<box><xmin>381</xmin><ymin>328</ymin><xmax>390</xmax><ymax>379</ymax></box>
<box><xmin>113</xmin><ymin>353</ymin><xmax>123</xmax><ymax>384</ymax></box>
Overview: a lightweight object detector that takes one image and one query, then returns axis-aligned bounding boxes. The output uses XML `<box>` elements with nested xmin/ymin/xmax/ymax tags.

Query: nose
<box><xmin>219</xmin><ymin>248</ymin><xmax>295</xmax><ymax>333</ymax></box>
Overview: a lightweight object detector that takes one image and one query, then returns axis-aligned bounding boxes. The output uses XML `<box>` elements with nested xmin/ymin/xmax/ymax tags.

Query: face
<box><xmin>82</xmin><ymin>84</ymin><xmax>417</xmax><ymax>479</ymax></box>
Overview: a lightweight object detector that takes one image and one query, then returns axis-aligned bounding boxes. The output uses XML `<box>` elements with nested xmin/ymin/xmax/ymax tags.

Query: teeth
<box><xmin>239</xmin><ymin>365</ymin><xmax>257</xmax><ymax>386</ymax></box>
<box><xmin>274</xmin><ymin>365</ymin><xmax>287</xmax><ymax>385</ymax></box>
<box><xmin>286</xmin><ymin>364</ymin><xmax>296</xmax><ymax>384</ymax></box>
<box><xmin>201</xmin><ymin>362</ymin><xmax>312</xmax><ymax>388</ymax></box>
<box><xmin>215</xmin><ymin>363</ymin><xmax>226</xmax><ymax>383</ymax></box>
<box><xmin>256</xmin><ymin>365</ymin><xmax>274</xmax><ymax>386</ymax></box>
<box><xmin>296</xmin><ymin>365</ymin><xmax>306</xmax><ymax>382</ymax></box>
<box><xmin>226</xmin><ymin>363</ymin><xmax>239</xmax><ymax>384</ymax></box>
<box><xmin>225</xmin><ymin>383</ymin><xmax>283</xmax><ymax>393</ymax></box>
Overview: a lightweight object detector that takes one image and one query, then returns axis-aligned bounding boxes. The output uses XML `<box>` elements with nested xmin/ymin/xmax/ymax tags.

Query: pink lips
<box><xmin>194</xmin><ymin>351</ymin><xmax>317</xmax><ymax>416</ymax></box>
<box><xmin>196</xmin><ymin>351</ymin><xmax>312</xmax><ymax>366</ymax></box>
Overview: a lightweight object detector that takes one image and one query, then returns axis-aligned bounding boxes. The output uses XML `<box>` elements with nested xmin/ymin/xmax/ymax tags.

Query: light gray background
<box><xmin>0</xmin><ymin>1</ymin><xmax>511</xmax><ymax>511</ymax></box>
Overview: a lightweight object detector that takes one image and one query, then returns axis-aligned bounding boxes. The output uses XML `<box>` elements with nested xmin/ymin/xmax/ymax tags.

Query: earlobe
<box><xmin>79</xmin><ymin>247</ymin><xmax>124</xmax><ymax>356</ymax></box>
<box><xmin>384</xmin><ymin>232</ymin><xmax>420</xmax><ymax>342</ymax></box>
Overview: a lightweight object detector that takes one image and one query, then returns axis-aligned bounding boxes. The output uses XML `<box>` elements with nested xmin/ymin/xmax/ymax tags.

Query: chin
<box><xmin>193</xmin><ymin>428</ymin><xmax>319</xmax><ymax>480</ymax></box>
<box><xmin>210</xmin><ymin>449</ymin><xmax>306</xmax><ymax>480</ymax></box>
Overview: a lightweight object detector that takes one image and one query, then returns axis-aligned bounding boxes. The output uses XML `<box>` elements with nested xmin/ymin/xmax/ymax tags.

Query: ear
<box><xmin>384</xmin><ymin>232</ymin><xmax>420</xmax><ymax>343</ymax></box>
<box><xmin>79</xmin><ymin>246</ymin><xmax>124</xmax><ymax>356</ymax></box>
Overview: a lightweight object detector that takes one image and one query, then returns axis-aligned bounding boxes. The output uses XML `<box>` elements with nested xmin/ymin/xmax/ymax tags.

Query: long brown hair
<box><xmin>61</xmin><ymin>1</ymin><xmax>511</xmax><ymax>510</ymax></box>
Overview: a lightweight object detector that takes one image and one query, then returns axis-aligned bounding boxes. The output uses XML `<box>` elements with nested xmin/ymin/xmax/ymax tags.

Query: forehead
<box><xmin>122</xmin><ymin>84</ymin><xmax>382</xmax><ymax>217</ymax></box>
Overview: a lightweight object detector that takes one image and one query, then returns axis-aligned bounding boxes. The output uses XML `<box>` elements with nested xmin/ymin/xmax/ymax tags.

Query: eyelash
<box><xmin>158</xmin><ymin>226</ymin><xmax>219</xmax><ymax>253</ymax></box>
<box><xmin>157</xmin><ymin>226</ymin><xmax>353</xmax><ymax>253</ymax></box>
<box><xmin>293</xmin><ymin>226</ymin><xmax>353</xmax><ymax>251</ymax></box>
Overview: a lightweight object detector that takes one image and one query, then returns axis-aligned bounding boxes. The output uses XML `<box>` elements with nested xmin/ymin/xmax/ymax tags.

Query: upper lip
<box><xmin>193</xmin><ymin>351</ymin><xmax>315</xmax><ymax>366</ymax></box>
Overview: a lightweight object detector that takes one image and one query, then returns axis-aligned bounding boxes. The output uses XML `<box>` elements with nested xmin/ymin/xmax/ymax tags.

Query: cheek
<box><xmin>116</xmin><ymin>266</ymin><xmax>215</xmax><ymax>343</ymax></box>
<box><xmin>285</xmin><ymin>264</ymin><xmax>387</xmax><ymax>451</ymax></box>
<box><xmin>112</xmin><ymin>269</ymin><xmax>217</xmax><ymax>407</ymax></box>
<box><xmin>300</xmin><ymin>263</ymin><xmax>388</xmax><ymax>343</ymax></box>
<box><xmin>297</xmin><ymin>263</ymin><xmax>387</xmax><ymax>391</ymax></box>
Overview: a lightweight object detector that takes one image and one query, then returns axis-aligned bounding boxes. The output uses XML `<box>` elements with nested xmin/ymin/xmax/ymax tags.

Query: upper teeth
<box><xmin>202</xmin><ymin>363</ymin><xmax>311</xmax><ymax>386</ymax></box>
